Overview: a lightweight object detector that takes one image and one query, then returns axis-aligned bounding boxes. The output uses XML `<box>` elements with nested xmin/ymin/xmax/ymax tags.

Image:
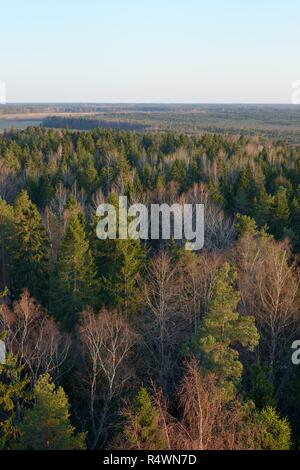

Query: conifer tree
<box><xmin>0</xmin><ymin>199</ymin><xmax>15</xmax><ymax>290</ymax></box>
<box><xmin>0</xmin><ymin>289</ymin><xmax>29</xmax><ymax>449</ymax></box>
<box><xmin>192</xmin><ymin>263</ymin><xmax>259</xmax><ymax>399</ymax></box>
<box><xmin>50</xmin><ymin>213</ymin><xmax>98</xmax><ymax>329</ymax></box>
<box><xmin>11</xmin><ymin>191</ymin><xmax>49</xmax><ymax>304</ymax></box>
<box><xmin>93</xmin><ymin>193</ymin><xmax>145</xmax><ymax>315</ymax></box>
<box><xmin>290</xmin><ymin>190</ymin><xmax>300</xmax><ymax>248</ymax></box>
<box><xmin>257</xmin><ymin>407</ymin><xmax>291</xmax><ymax>450</ymax></box>
<box><xmin>119</xmin><ymin>387</ymin><xmax>165</xmax><ymax>450</ymax></box>
<box><xmin>102</xmin><ymin>239</ymin><xmax>145</xmax><ymax>315</ymax></box>
<box><xmin>246</xmin><ymin>364</ymin><xmax>275</xmax><ymax>410</ymax></box>
<box><xmin>235</xmin><ymin>214</ymin><xmax>258</xmax><ymax>238</ymax></box>
<box><xmin>0</xmin><ymin>353</ymin><xmax>29</xmax><ymax>449</ymax></box>
<box><xmin>271</xmin><ymin>186</ymin><xmax>290</xmax><ymax>239</ymax></box>
<box><xmin>14</xmin><ymin>374</ymin><xmax>86</xmax><ymax>450</ymax></box>
<box><xmin>253</xmin><ymin>186</ymin><xmax>273</xmax><ymax>230</ymax></box>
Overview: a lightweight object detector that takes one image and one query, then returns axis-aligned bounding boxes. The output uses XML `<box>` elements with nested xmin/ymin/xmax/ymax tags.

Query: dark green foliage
<box><xmin>245</xmin><ymin>364</ymin><xmax>275</xmax><ymax>410</ymax></box>
<box><xmin>14</xmin><ymin>374</ymin><xmax>86</xmax><ymax>450</ymax></box>
<box><xmin>191</xmin><ymin>263</ymin><xmax>259</xmax><ymax>399</ymax></box>
<box><xmin>271</xmin><ymin>187</ymin><xmax>290</xmax><ymax>239</ymax></box>
<box><xmin>11</xmin><ymin>191</ymin><xmax>49</xmax><ymax>304</ymax></box>
<box><xmin>119</xmin><ymin>387</ymin><xmax>166</xmax><ymax>450</ymax></box>
<box><xmin>0</xmin><ymin>125</ymin><xmax>300</xmax><ymax>450</ymax></box>
<box><xmin>0</xmin><ymin>199</ymin><xmax>15</xmax><ymax>290</ymax></box>
<box><xmin>93</xmin><ymin>193</ymin><xmax>145</xmax><ymax>315</ymax></box>
<box><xmin>0</xmin><ymin>355</ymin><xmax>29</xmax><ymax>449</ymax></box>
<box><xmin>50</xmin><ymin>213</ymin><xmax>98</xmax><ymax>329</ymax></box>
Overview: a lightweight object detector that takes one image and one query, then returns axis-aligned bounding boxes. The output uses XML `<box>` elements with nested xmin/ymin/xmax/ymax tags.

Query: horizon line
<box><xmin>1</xmin><ymin>101</ymin><xmax>299</xmax><ymax>106</ymax></box>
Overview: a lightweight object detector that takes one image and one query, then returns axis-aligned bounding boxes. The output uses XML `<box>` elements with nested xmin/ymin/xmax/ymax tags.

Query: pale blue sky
<box><xmin>0</xmin><ymin>0</ymin><xmax>299</xmax><ymax>103</ymax></box>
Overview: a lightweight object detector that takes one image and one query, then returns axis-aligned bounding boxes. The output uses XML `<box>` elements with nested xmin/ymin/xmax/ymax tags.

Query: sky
<box><xmin>0</xmin><ymin>0</ymin><xmax>299</xmax><ymax>103</ymax></box>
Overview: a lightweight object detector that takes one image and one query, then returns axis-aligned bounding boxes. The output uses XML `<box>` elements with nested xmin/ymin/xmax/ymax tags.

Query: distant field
<box><xmin>1</xmin><ymin>104</ymin><xmax>300</xmax><ymax>142</ymax></box>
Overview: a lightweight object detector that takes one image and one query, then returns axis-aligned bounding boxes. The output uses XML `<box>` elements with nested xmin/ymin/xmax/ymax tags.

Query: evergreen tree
<box><xmin>119</xmin><ymin>387</ymin><xmax>165</xmax><ymax>450</ymax></box>
<box><xmin>246</xmin><ymin>363</ymin><xmax>275</xmax><ymax>410</ymax></box>
<box><xmin>235</xmin><ymin>169</ymin><xmax>253</xmax><ymax>214</ymax></box>
<box><xmin>271</xmin><ymin>186</ymin><xmax>290</xmax><ymax>239</ymax></box>
<box><xmin>11</xmin><ymin>191</ymin><xmax>49</xmax><ymax>304</ymax></box>
<box><xmin>50</xmin><ymin>213</ymin><xmax>98</xmax><ymax>329</ymax></box>
<box><xmin>0</xmin><ymin>354</ymin><xmax>29</xmax><ymax>449</ymax></box>
<box><xmin>169</xmin><ymin>159</ymin><xmax>186</xmax><ymax>188</ymax></box>
<box><xmin>208</xmin><ymin>180</ymin><xmax>223</xmax><ymax>206</ymax></box>
<box><xmin>93</xmin><ymin>193</ymin><xmax>145</xmax><ymax>315</ymax></box>
<box><xmin>0</xmin><ymin>199</ymin><xmax>15</xmax><ymax>290</ymax></box>
<box><xmin>102</xmin><ymin>239</ymin><xmax>145</xmax><ymax>315</ymax></box>
<box><xmin>192</xmin><ymin>263</ymin><xmax>259</xmax><ymax>399</ymax></box>
<box><xmin>235</xmin><ymin>214</ymin><xmax>258</xmax><ymax>238</ymax></box>
<box><xmin>257</xmin><ymin>407</ymin><xmax>291</xmax><ymax>450</ymax></box>
<box><xmin>290</xmin><ymin>189</ymin><xmax>300</xmax><ymax>249</ymax></box>
<box><xmin>14</xmin><ymin>374</ymin><xmax>86</xmax><ymax>450</ymax></box>
<box><xmin>253</xmin><ymin>185</ymin><xmax>273</xmax><ymax>230</ymax></box>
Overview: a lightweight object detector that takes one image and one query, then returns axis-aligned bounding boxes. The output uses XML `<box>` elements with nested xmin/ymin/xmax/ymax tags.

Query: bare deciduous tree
<box><xmin>0</xmin><ymin>289</ymin><xmax>70</xmax><ymax>385</ymax></box>
<box><xmin>234</xmin><ymin>234</ymin><xmax>300</xmax><ymax>383</ymax></box>
<box><xmin>141</xmin><ymin>251</ymin><xmax>185</xmax><ymax>390</ymax></box>
<box><xmin>184</xmin><ymin>183</ymin><xmax>236</xmax><ymax>251</ymax></box>
<box><xmin>79</xmin><ymin>308</ymin><xmax>139</xmax><ymax>449</ymax></box>
<box><xmin>167</xmin><ymin>358</ymin><xmax>257</xmax><ymax>450</ymax></box>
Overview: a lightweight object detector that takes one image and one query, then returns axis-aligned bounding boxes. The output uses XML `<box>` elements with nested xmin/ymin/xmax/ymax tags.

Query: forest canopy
<box><xmin>1</xmin><ymin>126</ymin><xmax>300</xmax><ymax>450</ymax></box>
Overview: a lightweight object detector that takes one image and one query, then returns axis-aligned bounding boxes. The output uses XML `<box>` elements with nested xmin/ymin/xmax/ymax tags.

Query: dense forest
<box><xmin>1</xmin><ymin>125</ymin><xmax>300</xmax><ymax>450</ymax></box>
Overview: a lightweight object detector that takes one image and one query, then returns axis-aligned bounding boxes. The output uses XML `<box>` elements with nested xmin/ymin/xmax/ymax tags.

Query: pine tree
<box><xmin>14</xmin><ymin>374</ymin><xmax>86</xmax><ymax>450</ymax></box>
<box><xmin>50</xmin><ymin>213</ymin><xmax>98</xmax><ymax>329</ymax></box>
<box><xmin>11</xmin><ymin>191</ymin><xmax>49</xmax><ymax>304</ymax></box>
<box><xmin>192</xmin><ymin>263</ymin><xmax>259</xmax><ymax>399</ymax></box>
<box><xmin>119</xmin><ymin>387</ymin><xmax>165</xmax><ymax>450</ymax></box>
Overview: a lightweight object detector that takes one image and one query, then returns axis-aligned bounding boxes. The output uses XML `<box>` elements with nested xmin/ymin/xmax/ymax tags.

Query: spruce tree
<box><xmin>50</xmin><ymin>213</ymin><xmax>98</xmax><ymax>329</ymax></box>
<box><xmin>93</xmin><ymin>193</ymin><xmax>145</xmax><ymax>315</ymax></box>
<box><xmin>0</xmin><ymin>354</ymin><xmax>29</xmax><ymax>449</ymax></box>
<box><xmin>102</xmin><ymin>239</ymin><xmax>145</xmax><ymax>315</ymax></box>
<box><xmin>0</xmin><ymin>199</ymin><xmax>15</xmax><ymax>290</ymax></box>
<box><xmin>257</xmin><ymin>407</ymin><xmax>291</xmax><ymax>450</ymax></box>
<box><xmin>14</xmin><ymin>374</ymin><xmax>86</xmax><ymax>450</ymax></box>
<box><xmin>271</xmin><ymin>186</ymin><xmax>290</xmax><ymax>239</ymax></box>
<box><xmin>120</xmin><ymin>387</ymin><xmax>165</xmax><ymax>450</ymax></box>
<box><xmin>290</xmin><ymin>190</ymin><xmax>300</xmax><ymax>248</ymax></box>
<box><xmin>235</xmin><ymin>214</ymin><xmax>258</xmax><ymax>238</ymax></box>
<box><xmin>11</xmin><ymin>191</ymin><xmax>49</xmax><ymax>304</ymax></box>
<box><xmin>253</xmin><ymin>185</ymin><xmax>273</xmax><ymax>229</ymax></box>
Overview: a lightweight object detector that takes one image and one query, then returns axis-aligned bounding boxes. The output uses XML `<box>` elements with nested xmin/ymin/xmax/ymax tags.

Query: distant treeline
<box><xmin>43</xmin><ymin>116</ymin><xmax>147</xmax><ymax>131</ymax></box>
